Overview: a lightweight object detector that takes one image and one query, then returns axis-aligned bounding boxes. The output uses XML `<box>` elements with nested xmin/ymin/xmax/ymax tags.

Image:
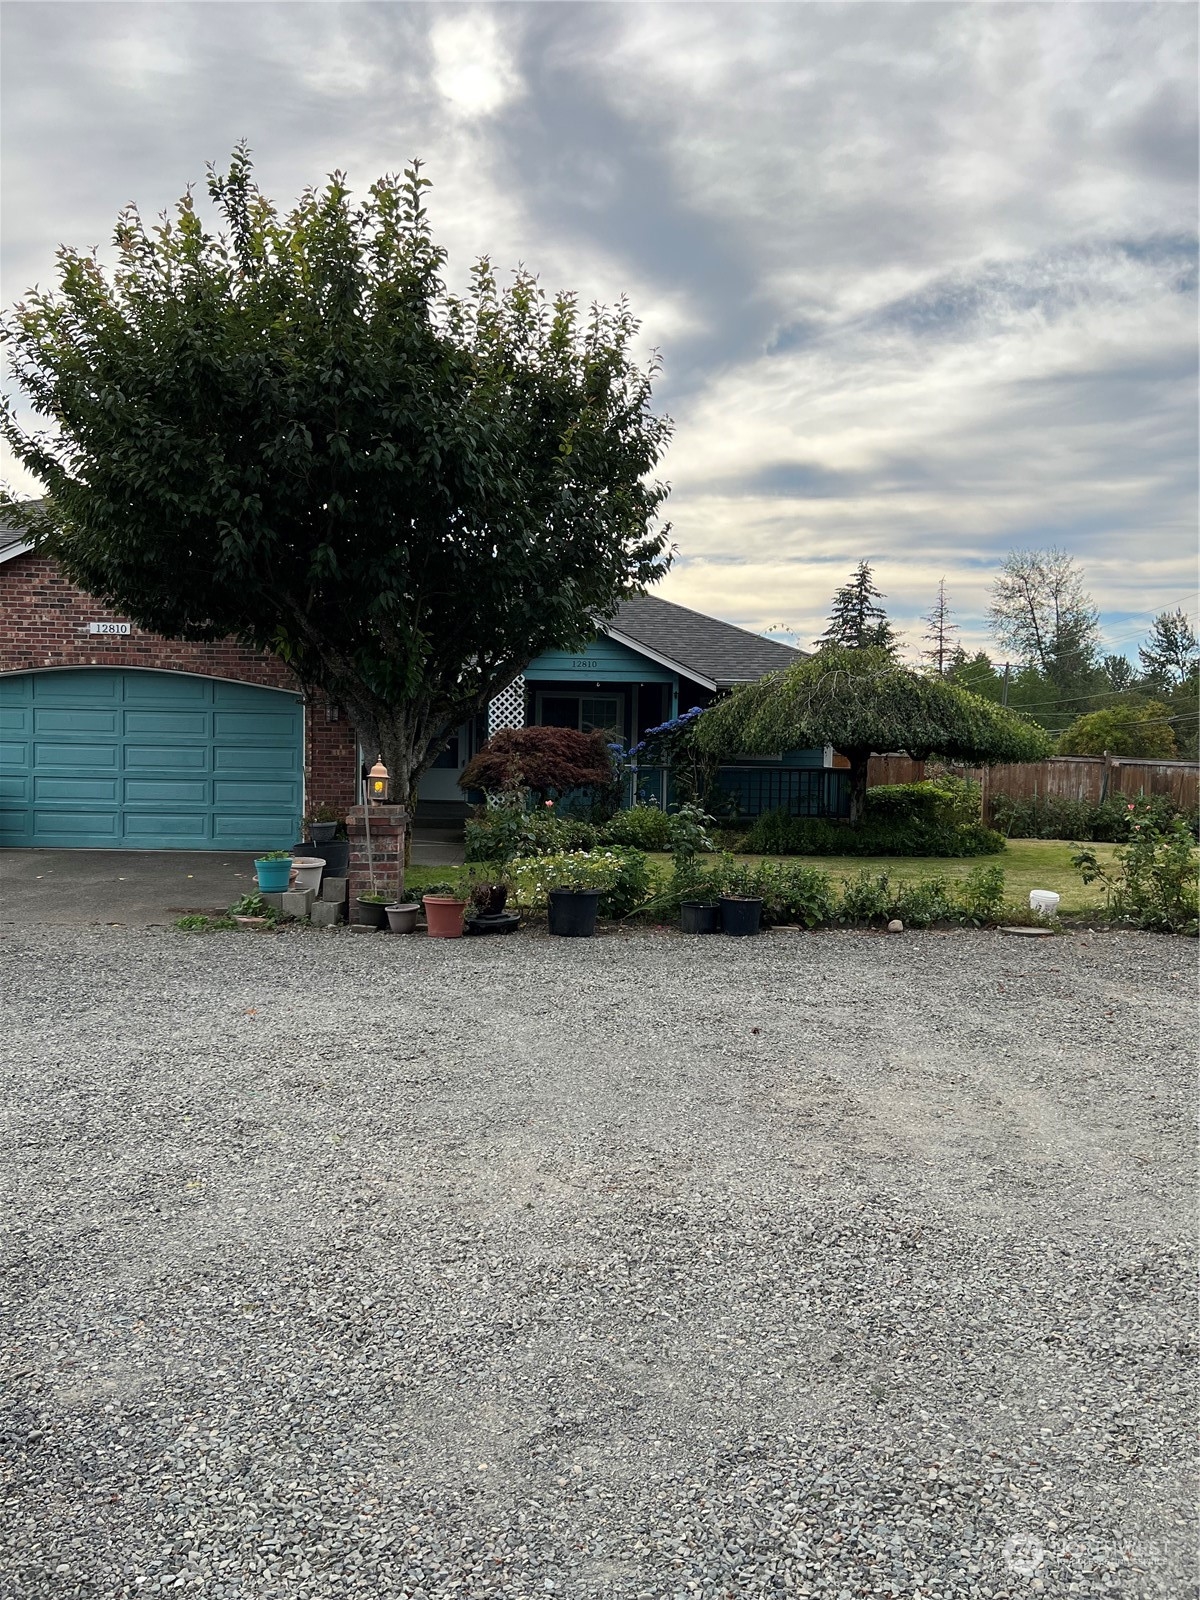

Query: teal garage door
<box><xmin>0</xmin><ymin>669</ymin><xmax>303</xmax><ymax>850</ymax></box>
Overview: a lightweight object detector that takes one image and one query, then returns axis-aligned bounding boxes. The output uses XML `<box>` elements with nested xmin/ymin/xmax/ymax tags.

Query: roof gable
<box><xmin>607</xmin><ymin>595</ymin><xmax>803</xmax><ymax>687</ymax></box>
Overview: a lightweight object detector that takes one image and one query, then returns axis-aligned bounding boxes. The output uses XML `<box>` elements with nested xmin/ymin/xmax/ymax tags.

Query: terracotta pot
<box><xmin>423</xmin><ymin>895</ymin><xmax>467</xmax><ymax>938</ymax></box>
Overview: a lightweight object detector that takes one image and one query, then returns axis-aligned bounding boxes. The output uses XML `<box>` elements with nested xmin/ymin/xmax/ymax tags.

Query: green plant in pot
<box><xmin>422</xmin><ymin>881</ymin><xmax>468</xmax><ymax>939</ymax></box>
<box><xmin>254</xmin><ymin>849</ymin><xmax>293</xmax><ymax>892</ymax></box>
<box><xmin>306</xmin><ymin>801</ymin><xmax>344</xmax><ymax>845</ymax></box>
<box><xmin>354</xmin><ymin>889</ymin><xmax>390</xmax><ymax>929</ymax></box>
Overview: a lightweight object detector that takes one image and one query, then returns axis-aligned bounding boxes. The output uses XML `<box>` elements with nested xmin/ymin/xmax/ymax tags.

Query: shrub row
<box><xmin>466</xmin><ymin>802</ymin><xmax>672</xmax><ymax>862</ymax></box>
<box><xmin>657</xmin><ymin>858</ymin><xmax>1010</xmax><ymax>928</ymax></box>
<box><xmin>740</xmin><ymin>811</ymin><xmax>1005</xmax><ymax>858</ymax></box>
<box><xmin>990</xmin><ymin>792</ymin><xmax>1198</xmax><ymax>842</ymax></box>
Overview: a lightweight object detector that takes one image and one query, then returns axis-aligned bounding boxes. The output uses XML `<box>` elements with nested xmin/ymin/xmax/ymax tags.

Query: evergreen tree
<box><xmin>1138</xmin><ymin>609</ymin><xmax>1199</xmax><ymax>688</ymax></box>
<box><xmin>921</xmin><ymin>578</ymin><xmax>958</xmax><ymax>675</ymax></box>
<box><xmin>815</xmin><ymin>561</ymin><xmax>898</xmax><ymax>654</ymax></box>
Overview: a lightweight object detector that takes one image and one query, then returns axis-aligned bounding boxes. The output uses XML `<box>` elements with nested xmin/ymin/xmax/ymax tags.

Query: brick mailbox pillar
<box><xmin>346</xmin><ymin>804</ymin><xmax>408</xmax><ymax>906</ymax></box>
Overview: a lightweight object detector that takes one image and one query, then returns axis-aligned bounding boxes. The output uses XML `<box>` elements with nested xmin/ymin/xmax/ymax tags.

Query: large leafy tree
<box><xmin>694</xmin><ymin>645</ymin><xmax>1052</xmax><ymax>824</ymax></box>
<box><xmin>815</xmin><ymin>560</ymin><xmax>898</xmax><ymax>654</ymax></box>
<box><xmin>0</xmin><ymin>148</ymin><xmax>671</xmax><ymax>808</ymax></box>
<box><xmin>1058</xmin><ymin>702</ymin><xmax>1178</xmax><ymax>758</ymax></box>
<box><xmin>988</xmin><ymin>548</ymin><xmax>1100</xmax><ymax>693</ymax></box>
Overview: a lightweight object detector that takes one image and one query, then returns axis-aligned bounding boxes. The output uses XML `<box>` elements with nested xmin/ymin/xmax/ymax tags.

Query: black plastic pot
<box><xmin>465</xmin><ymin>911</ymin><xmax>521</xmax><ymax>936</ymax></box>
<box><xmin>353</xmin><ymin>898</ymin><xmax>388</xmax><ymax>928</ymax></box>
<box><xmin>719</xmin><ymin>895</ymin><xmax>762</xmax><ymax>936</ymax></box>
<box><xmin>680</xmin><ymin>900</ymin><xmax>720</xmax><ymax>935</ymax></box>
<box><xmin>548</xmin><ymin>888</ymin><xmax>601</xmax><ymax>938</ymax></box>
<box><xmin>308</xmin><ymin>838</ymin><xmax>350</xmax><ymax>877</ymax></box>
<box><xmin>310</xmin><ymin>821</ymin><xmax>338</xmax><ymax>844</ymax></box>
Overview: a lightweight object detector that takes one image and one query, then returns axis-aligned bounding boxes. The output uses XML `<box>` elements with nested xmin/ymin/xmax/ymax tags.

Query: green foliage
<box><xmin>955</xmin><ymin>864</ymin><xmax>1008</xmax><ymax>924</ymax></box>
<box><xmin>837</xmin><ymin>870</ymin><xmax>895</xmax><ymax>924</ymax></box>
<box><xmin>229</xmin><ymin>892</ymin><xmax>276</xmax><ymax>919</ymax></box>
<box><xmin>990</xmin><ymin>792</ymin><xmax>1197</xmax><ymax>843</ymax></box>
<box><xmin>507</xmin><ymin>849</ymin><xmax>650</xmax><ymax>918</ymax></box>
<box><xmin>891</xmin><ymin>875</ymin><xmax>958</xmax><ymax>927</ymax></box>
<box><xmin>665</xmin><ymin>802</ymin><xmax>716</xmax><ymax>863</ymax></box>
<box><xmin>742</xmin><ymin>809</ymin><xmax>1004</xmax><ymax>858</ymax></box>
<box><xmin>988</xmin><ymin>548</ymin><xmax>1101</xmax><ymax>692</ymax></box>
<box><xmin>864</xmin><ymin>775</ymin><xmax>982</xmax><ymax>827</ymax></box>
<box><xmin>1058</xmin><ymin>701</ymin><xmax>1177</xmax><ymax>757</ymax></box>
<box><xmin>696</xmin><ymin>646</ymin><xmax>1051</xmax><ymax>826</ymax></box>
<box><xmin>603</xmin><ymin>802</ymin><xmax>672</xmax><ymax>852</ymax></box>
<box><xmin>464</xmin><ymin>807</ymin><xmax>599</xmax><ymax>863</ymax></box>
<box><xmin>174</xmin><ymin>914</ymin><xmax>237</xmax><ymax>932</ymax></box>
<box><xmin>1</xmin><ymin>147</ymin><xmax>671</xmax><ymax>808</ymax></box>
<box><xmin>1138</xmin><ymin>609</ymin><xmax>1199</xmax><ymax>688</ymax></box>
<box><xmin>359</xmin><ymin>890</ymin><xmax>391</xmax><ymax>904</ymax></box>
<box><xmin>816</xmin><ymin>561</ymin><xmax>899</xmax><ymax>654</ymax></box>
<box><xmin>1073</xmin><ymin>807</ymin><xmax>1199</xmax><ymax>935</ymax></box>
<box><xmin>259</xmin><ymin>849</ymin><xmax>292</xmax><ymax>861</ymax></box>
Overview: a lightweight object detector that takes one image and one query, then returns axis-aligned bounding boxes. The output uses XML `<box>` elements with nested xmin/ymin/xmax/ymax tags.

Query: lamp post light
<box><xmin>367</xmin><ymin>757</ymin><xmax>390</xmax><ymax>803</ymax></box>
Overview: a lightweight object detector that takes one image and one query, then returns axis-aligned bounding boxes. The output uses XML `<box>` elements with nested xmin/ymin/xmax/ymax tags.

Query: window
<box><xmin>581</xmin><ymin>697</ymin><xmax>621</xmax><ymax>736</ymax></box>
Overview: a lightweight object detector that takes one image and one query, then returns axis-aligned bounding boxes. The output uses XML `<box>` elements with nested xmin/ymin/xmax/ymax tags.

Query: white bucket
<box><xmin>290</xmin><ymin>856</ymin><xmax>325</xmax><ymax>893</ymax></box>
<box><xmin>1029</xmin><ymin>889</ymin><xmax>1060</xmax><ymax>919</ymax></box>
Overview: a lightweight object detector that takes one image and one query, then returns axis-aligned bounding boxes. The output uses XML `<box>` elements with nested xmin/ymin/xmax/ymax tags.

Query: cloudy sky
<box><xmin>2</xmin><ymin>1</ymin><xmax>1196</xmax><ymax>660</ymax></box>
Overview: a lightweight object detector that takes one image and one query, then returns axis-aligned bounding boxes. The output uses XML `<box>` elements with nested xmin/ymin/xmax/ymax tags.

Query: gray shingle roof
<box><xmin>0</xmin><ymin>500</ymin><xmax>40</xmax><ymax>557</ymax></box>
<box><xmin>607</xmin><ymin>594</ymin><xmax>804</xmax><ymax>689</ymax></box>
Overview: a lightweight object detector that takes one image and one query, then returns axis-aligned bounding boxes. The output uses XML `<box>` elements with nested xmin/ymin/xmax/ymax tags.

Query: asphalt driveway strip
<box><xmin>0</xmin><ymin>924</ymin><xmax>1195</xmax><ymax>1598</ymax></box>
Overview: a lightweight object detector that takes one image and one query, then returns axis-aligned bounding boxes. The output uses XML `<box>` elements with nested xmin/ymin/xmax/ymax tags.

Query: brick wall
<box><xmin>0</xmin><ymin>549</ymin><xmax>361</xmax><ymax>816</ymax></box>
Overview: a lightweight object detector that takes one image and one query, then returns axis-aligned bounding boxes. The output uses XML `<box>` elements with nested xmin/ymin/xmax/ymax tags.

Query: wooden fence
<box><xmin>865</xmin><ymin>754</ymin><xmax>1200</xmax><ymax>822</ymax></box>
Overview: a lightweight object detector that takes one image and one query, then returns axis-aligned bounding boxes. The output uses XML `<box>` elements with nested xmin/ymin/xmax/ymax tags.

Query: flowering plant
<box><xmin>1073</xmin><ymin>800</ymin><xmax>1198</xmax><ymax>935</ymax></box>
<box><xmin>507</xmin><ymin>849</ymin><xmax>651</xmax><ymax>918</ymax></box>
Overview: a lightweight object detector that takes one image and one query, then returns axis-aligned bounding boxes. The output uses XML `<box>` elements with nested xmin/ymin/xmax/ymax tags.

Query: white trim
<box><xmin>601</xmin><ymin>627</ymin><xmax>717</xmax><ymax>691</ymax></box>
<box><xmin>0</xmin><ymin>662</ymin><xmax>303</xmax><ymax>699</ymax></box>
<box><xmin>0</xmin><ymin>541</ymin><xmax>34</xmax><ymax>566</ymax></box>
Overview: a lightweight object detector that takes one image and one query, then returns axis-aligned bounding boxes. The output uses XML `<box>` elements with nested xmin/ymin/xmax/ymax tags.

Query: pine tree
<box><xmin>921</xmin><ymin>578</ymin><xmax>958</xmax><ymax>675</ymax></box>
<box><xmin>815</xmin><ymin>561</ymin><xmax>898</xmax><ymax>655</ymax></box>
<box><xmin>1138</xmin><ymin>609</ymin><xmax>1199</xmax><ymax>688</ymax></box>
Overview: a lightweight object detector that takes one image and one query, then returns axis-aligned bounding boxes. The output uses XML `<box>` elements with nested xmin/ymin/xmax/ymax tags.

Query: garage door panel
<box><xmin>32</xmin><ymin>808</ymin><xmax>120</xmax><ymax>841</ymax></box>
<box><xmin>35</xmin><ymin>708</ymin><xmax>120</xmax><ymax>735</ymax></box>
<box><xmin>35</xmin><ymin>776</ymin><xmax>121</xmax><ymax>803</ymax></box>
<box><xmin>33</xmin><ymin>674</ymin><xmax>119</xmax><ymax>703</ymax></box>
<box><xmin>125</xmin><ymin>743</ymin><xmax>210</xmax><ymax>772</ymax></box>
<box><xmin>125</xmin><ymin>674</ymin><xmax>212</xmax><ymax>704</ymax></box>
<box><xmin>35</xmin><ymin>740</ymin><xmax>121</xmax><ymax>771</ymax></box>
<box><xmin>212</xmin><ymin>810</ymin><xmax>297</xmax><ymax>840</ymax></box>
<box><xmin>1</xmin><ymin>670</ymin><xmax>302</xmax><ymax>850</ymax></box>
<box><xmin>122</xmin><ymin>812</ymin><xmax>210</xmax><ymax>841</ymax></box>
<box><xmin>213</xmin><ymin>709</ymin><xmax>299</xmax><ymax>742</ymax></box>
<box><xmin>123</xmin><ymin>777</ymin><xmax>211</xmax><ymax>804</ymax></box>
<box><xmin>123</xmin><ymin>709</ymin><xmax>211</xmax><ymax>737</ymax></box>
<box><xmin>213</xmin><ymin>778</ymin><xmax>301</xmax><ymax>807</ymax></box>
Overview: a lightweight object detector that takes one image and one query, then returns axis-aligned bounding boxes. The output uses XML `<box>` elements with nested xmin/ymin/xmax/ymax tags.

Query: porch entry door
<box><xmin>417</xmin><ymin>722</ymin><xmax>471</xmax><ymax>803</ymax></box>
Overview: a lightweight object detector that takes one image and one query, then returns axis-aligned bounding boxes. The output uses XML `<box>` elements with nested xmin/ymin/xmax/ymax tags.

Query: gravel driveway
<box><xmin>1</xmin><ymin>924</ymin><xmax>1195</xmax><ymax>1599</ymax></box>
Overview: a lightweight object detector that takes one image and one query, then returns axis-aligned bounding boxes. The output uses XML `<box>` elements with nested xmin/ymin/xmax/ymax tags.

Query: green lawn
<box><xmin>407</xmin><ymin>838</ymin><xmax>1118</xmax><ymax>915</ymax></box>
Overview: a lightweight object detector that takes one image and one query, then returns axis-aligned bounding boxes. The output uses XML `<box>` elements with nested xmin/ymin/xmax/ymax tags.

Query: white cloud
<box><xmin>430</xmin><ymin>11</ymin><xmax>522</xmax><ymax>118</ymax></box>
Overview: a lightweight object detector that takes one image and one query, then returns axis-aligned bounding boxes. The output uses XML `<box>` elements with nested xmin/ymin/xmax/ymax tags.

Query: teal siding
<box><xmin>524</xmin><ymin>636</ymin><xmax>676</xmax><ymax>683</ymax></box>
<box><xmin>0</xmin><ymin>669</ymin><xmax>303</xmax><ymax>850</ymax></box>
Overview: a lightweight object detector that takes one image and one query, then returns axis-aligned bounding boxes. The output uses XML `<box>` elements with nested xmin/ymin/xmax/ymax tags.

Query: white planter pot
<box><xmin>290</xmin><ymin>857</ymin><xmax>325</xmax><ymax>894</ymax></box>
<box><xmin>1029</xmin><ymin>889</ymin><xmax>1060</xmax><ymax>919</ymax></box>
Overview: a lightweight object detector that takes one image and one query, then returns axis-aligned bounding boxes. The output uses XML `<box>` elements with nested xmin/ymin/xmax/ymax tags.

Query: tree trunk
<box><xmin>847</xmin><ymin>750</ymin><xmax>871</xmax><ymax>826</ymax></box>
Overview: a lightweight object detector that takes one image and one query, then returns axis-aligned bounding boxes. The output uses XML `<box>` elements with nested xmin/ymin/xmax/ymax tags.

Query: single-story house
<box><xmin>0</xmin><ymin>519</ymin><xmax>849</xmax><ymax>850</ymax></box>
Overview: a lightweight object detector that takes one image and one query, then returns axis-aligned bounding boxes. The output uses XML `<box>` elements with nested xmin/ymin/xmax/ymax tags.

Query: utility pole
<box><xmin>1002</xmin><ymin>662</ymin><xmax>1011</xmax><ymax>707</ymax></box>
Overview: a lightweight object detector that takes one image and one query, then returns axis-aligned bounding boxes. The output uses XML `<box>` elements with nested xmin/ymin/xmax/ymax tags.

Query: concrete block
<box><xmin>310</xmin><ymin>900</ymin><xmax>344</xmax><ymax>927</ymax></box>
<box><xmin>348</xmin><ymin>921</ymin><xmax>382</xmax><ymax>934</ymax></box>
<box><xmin>261</xmin><ymin>892</ymin><xmax>286</xmax><ymax>913</ymax></box>
<box><xmin>281</xmin><ymin>887</ymin><xmax>315</xmax><ymax>920</ymax></box>
<box><xmin>320</xmin><ymin>877</ymin><xmax>349</xmax><ymax>905</ymax></box>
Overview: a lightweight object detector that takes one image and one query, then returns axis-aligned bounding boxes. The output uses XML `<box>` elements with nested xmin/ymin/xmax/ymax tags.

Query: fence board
<box><xmin>864</xmin><ymin>752</ymin><xmax>1199</xmax><ymax>820</ymax></box>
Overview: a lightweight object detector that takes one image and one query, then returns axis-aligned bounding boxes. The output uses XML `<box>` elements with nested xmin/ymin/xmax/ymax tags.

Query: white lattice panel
<box><xmin>488</xmin><ymin>675</ymin><xmax>526</xmax><ymax>737</ymax></box>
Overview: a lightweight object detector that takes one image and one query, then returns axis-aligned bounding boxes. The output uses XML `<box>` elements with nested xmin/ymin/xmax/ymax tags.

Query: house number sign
<box><xmin>571</xmin><ymin>658</ymin><xmax>599</xmax><ymax>669</ymax></box>
<box><xmin>88</xmin><ymin>622</ymin><xmax>131</xmax><ymax>635</ymax></box>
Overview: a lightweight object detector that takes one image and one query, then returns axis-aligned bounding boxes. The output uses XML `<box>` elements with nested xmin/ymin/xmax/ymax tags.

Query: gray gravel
<box><xmin>1</xmin><ymin>923</ymin><xmax>1195</xmax><ymax>1599</ymax></box>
